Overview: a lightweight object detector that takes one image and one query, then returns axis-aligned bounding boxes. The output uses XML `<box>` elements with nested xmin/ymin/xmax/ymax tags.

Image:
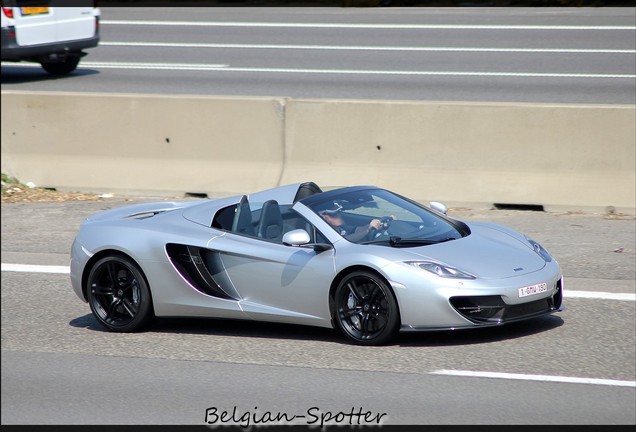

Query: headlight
<box><xmin>526</xmin><ymin>237</ymin><xmax>552</xmax><ymax>262</ymax></box>
<box><xmin>407</xmin><ymin>261</ymin><xmax>475</xmax><ymax>279</ymax></box>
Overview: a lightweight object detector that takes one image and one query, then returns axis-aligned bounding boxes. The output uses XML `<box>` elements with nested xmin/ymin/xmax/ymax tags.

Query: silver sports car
<box><xmin>70</xmin><ymin>182</ymin><xmax>563</xmax><ymax>345</ymax></box>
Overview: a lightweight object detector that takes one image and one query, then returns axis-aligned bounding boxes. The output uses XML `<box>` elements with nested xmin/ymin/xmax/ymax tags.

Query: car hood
<box><xmin>400</xmin><ymin>222</ymin><xmax>546</xmax><ymax>279</ymax></box>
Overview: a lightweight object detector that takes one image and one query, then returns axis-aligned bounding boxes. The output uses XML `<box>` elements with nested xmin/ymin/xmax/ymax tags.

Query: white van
<box><xmin>1</xmin><ymin>2</ymin><xmax>100</xmax><ymax>75</ymax></box>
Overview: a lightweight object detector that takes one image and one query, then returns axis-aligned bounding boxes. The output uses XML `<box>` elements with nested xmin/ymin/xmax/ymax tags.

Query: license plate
<box><xmin>518</xmin><ymin>282</ymin><xmax>548</xmax><ymax>298</ymax></box>
<box><xmin>21</xmin><ymin>6</ymin><xmax>49</xmax><ymax>16</ymax></box>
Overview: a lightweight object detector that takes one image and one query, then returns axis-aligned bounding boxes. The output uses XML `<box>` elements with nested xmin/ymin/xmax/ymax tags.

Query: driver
<box><xmin>319</xmin><ymin>201</ymin><xmax>388</xmax><ymax>242</ymax></box>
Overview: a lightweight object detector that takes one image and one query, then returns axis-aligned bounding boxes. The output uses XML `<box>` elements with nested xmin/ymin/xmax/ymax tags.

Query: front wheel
<box><xmin>86</xmin><ymin>255</ymin><xmax>155</xmax><ymax>332</ymax></box>
<box><xmin>334</xmin><ymin>271</ymin><xmax>399</xmax><ymax>345</ymax></box>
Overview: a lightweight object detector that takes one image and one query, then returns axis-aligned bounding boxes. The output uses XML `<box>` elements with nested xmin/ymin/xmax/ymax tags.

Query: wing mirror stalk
<box><xmin>306</xmin><ymin>243</ymin><xmax>333</xmax><ymax>253</ymax></box>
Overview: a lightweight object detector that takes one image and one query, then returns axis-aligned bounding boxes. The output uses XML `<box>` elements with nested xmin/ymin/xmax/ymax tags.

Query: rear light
<box><xmin>1</xmin><ymin>7</ymin><xmax>14</xmax><ymax>18</ymax></box>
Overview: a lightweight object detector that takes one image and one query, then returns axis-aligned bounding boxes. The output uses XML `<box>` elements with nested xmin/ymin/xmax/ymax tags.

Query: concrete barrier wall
<box><xmin>282</xmin><ymin>99</ymin><xmax>635</xmax><ymax>212</ymax></box>
<box><xmin>2</xmin><ymin>91</ymin><xmax>634</xmax><ymax>213</ymax></box>
<box><xmin>1</xmin><ymin>91</ymin><xmax>286</xmax><ymax>197</ymax></box>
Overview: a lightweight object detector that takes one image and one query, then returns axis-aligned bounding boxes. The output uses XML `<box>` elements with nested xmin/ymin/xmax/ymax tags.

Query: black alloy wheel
<box><xmin>334</xmin><ymin>271</ymin><xmax>399</xmax><ymax>345</ymax></box>
<box><xmin>86</xmin><ymin>255</ymin><xmax>155</xmax><ymax>332</ymax></box>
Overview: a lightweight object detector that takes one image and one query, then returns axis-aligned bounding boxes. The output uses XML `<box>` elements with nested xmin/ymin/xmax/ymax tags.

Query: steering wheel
<box><xmin>380</xmin><ymin>216</ymin><xmax>393</xmax><ymax>227</ymax></box>
<box><xmin>367</xmin><ymin>216</ymin><xmax>393</xmax><ymax>241</ymax></box>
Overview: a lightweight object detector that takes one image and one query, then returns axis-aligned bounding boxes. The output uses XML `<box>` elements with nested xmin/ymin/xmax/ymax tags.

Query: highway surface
<box><xmin>1</xmin><ymin>7</ymin><xmax>635</xmax><ymax>103</ymax></box>
<box><xmin>1</xmin><ymin>6</ymin><xmax>635</xmax><ymax>427</ymax></box>
<box><xmin>1</xmin><ymin>197</ymin><xmax>634</xmax><ymax>425</ymax></box>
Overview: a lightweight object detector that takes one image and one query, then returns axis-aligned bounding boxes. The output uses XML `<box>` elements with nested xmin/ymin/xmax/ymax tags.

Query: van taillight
<box><xmin>1</xmin><ymin>7</ymin><xmax>14</xmax><ymax>18</ymax></box>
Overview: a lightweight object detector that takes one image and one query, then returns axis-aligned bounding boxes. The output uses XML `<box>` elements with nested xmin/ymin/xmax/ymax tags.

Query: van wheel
<box><xmin>41</xmin><ymin>56</ymin><xmax>81</xmax><ymax>75</ymax></box>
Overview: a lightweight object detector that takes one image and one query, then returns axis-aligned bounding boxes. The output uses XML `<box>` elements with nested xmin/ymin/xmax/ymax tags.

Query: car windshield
<box><xmin>306</xmin><ymin>188</ymin><xmax>468</xmax><ymax>246</ymax></box>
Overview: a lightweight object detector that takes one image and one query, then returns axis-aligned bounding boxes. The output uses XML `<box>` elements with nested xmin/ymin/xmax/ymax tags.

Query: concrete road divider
<box><xmin>2</xmin><ymin>90</ymin><xmax>634</xmax><ymax>214</ymax></box>
<box><xmin>1</xmin><ymin>91</ymin><xmax>286</xmax><ymax>198</ymax></box>
<box><xmin>282</xmin><ymin>99</ymin><xmax>635</xmax><ymax>213</ymax></box>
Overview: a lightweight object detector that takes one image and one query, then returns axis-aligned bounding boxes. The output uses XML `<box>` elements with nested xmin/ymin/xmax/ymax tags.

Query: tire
<box><xmin>334</xmin><ymin>271</ymin><xmax>399</xmax><ymax>345</ymax></box>
<box><xmin>40</xmin><ymin>56</ymin><xmax>80</xmax><ymax>75</ymax></box>
<box><xmin>86</xmin><ymin>255</ymin><xmax>155</xmax><ymax>332</ymax></box>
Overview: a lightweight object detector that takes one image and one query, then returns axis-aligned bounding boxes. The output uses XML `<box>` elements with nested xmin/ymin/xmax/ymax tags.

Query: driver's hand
<box><xmin>369</xmin><ymin>219</ymin><xmax>383</xmax><ymax>230</ymax></box>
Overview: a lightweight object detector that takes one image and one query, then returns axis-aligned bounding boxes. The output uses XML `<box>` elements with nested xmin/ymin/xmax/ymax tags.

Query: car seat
<box><xmin>256</xmin><ymin>200</ymin><xmax>284</xmax><ymax>241</ymax></box>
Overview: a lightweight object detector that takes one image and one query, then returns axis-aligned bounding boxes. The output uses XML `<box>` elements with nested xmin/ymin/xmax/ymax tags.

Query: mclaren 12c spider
<box><xmin>70</xmin><ymin>182</ymin><xmax>563</xmax><ymax>345</ymax></box>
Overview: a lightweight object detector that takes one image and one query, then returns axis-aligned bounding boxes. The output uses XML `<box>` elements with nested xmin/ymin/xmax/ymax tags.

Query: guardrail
<box><xmin>2</xmin><ymin>90</ymin><xmax>634</xmax><ymax>213</ymax></box>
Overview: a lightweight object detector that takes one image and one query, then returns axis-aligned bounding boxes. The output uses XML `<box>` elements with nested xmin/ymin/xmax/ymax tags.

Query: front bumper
<box><xmin>385</xmin><ymin>259</ymin><xmax>564</xmax><ymax>331</ymax></box>
<box><xmin>448</xmin><ymin>276</ymin><xmax>563</xmax><ymax>324</ymax></box>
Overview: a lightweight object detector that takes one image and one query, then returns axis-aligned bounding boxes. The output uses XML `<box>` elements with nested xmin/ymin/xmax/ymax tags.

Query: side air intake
<box><xmin>165</xmin><ymin>243</ymin><xmax>238</xmax><ymax>300</ymax></box>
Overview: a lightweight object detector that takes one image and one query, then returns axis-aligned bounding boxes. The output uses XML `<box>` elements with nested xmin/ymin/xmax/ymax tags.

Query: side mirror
<box><xmin>282</xmin><ymin>229</ymin><xmax>311</xmax><ymax>246</ymax></box>
<box><xmin>282</xmin><ymin>229</ymin><xmax>333</xmax><ymax>253</ymax></box>
<box><xmin>429</xmin><ymin>201</ymin><xmax>448</xmax><ymax>215</ymax></box>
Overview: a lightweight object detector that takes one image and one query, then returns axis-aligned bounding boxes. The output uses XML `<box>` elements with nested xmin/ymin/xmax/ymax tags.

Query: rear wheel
<box><xmin>40</xmin><ymin>56</ymin><xmax>80</xmax><ymax>75</ymax></box>
<box><xmin>86</xmin><ymin>255</ymin><xmax>155</xmax><ymax>332</ymax></box>
<box><xmin>334</xmin><ymin>271</ymin><xmax>399</xmax><ymax>345</ymax></box>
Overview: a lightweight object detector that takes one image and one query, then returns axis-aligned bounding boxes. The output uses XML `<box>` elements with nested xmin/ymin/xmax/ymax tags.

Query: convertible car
<box><xmin>70</xmin><ymin>182</ymin><xmax>563</xmax><ymax>345</ymax></box>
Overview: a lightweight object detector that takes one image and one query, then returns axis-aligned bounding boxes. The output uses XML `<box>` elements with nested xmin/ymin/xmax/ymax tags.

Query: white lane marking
<box><xmin>76</xmin><ymin>64</ymin><xmax>636</xmax><ymax>79</ymax></box>
<box><xmin>431</xmin><ymin>370</ymin><xmax>636</xmax><ymax>388</ymax></box>
<box><xmin>101</xmin><ymin>20</ymin><xmax>636</xmax><ymax>30</ymax></box>
<box><xmin>2</xmin><ymin>263</ymin><xmax>69</xmax><ymax>274</ymax></box>
<box><xmin>83</xmin><ymin>62</ymin><xmax>230</xmax><ymax>70</ymax></box>
<box><xmin>1</xmin><ymin>61</ymin><xmax>228</xmax><ymax>71</ymax></box>
<box><xmin>100</xmin><ymin>41</ymin><xmax>636</xmax><ymax>54</ymax></box>
<box><xmin>564</xmin><ymin>290</ymin><xmax>635</xmax><ymax>301</ymax></box>
<box><xmin>3</xmin><ymin>61</ymin><xmax>633</xmax><ymax>79</ymax></box>
<box><xmin>2</xmin><ymin>263</ymin><xmax>634</xmax><ymax>301</ymax></box>
<box><xmin>80</xmin><ymin>61</ymin><xmax>229</xmax><ymax>70</ymax></box>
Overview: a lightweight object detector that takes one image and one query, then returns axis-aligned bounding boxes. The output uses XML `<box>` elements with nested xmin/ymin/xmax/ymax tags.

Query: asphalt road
<box><xmin>1</xmin><ymin>197</ymin><xmax>634</xmax><ymax>425</ymax></box>
<box><xmin>1</xmin><ymin>6</ymin><xmax>635</xmax><ymax>426</ymax></box>
<box><xmin>1</xmin><ymin>7</ymin><xmax>635</xmax><ymax>104</ymax></box>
